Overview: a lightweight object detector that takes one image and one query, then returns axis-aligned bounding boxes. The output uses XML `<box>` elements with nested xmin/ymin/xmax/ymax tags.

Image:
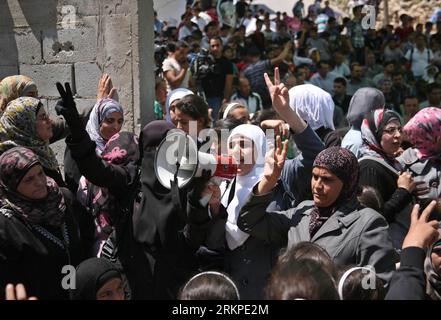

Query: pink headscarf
<box><xmin>404</xmin><ymin>107</ymin><xmax>441</xmax><ymax>160</ymax></box>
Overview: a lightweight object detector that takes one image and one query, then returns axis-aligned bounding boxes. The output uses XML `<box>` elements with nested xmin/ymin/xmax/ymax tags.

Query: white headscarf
<box><xmin>221</xmin><ymin>124</ymin><xmax>267</xmax><ymax>250</ymax></box>
<box><xmin>165</xmin><ymin>88</ymin><xmax>194</xmax><ymax>122</ymax></box>
<box><xmin>288</xmin><ymin>84</ymin><xmax>335</xmax><ymax>131</ymax></box>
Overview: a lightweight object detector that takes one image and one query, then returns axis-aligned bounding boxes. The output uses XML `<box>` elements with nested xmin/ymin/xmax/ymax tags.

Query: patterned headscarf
<box><xmin>101</xmin><ymin>132</ymin><xmax>140</xmax><ymax>166</ymax></box>
<box><xmin>86</xmin><ymin>98</ymin><xmax>124</xmax><ymax>155</ymax></box>
<box><xmin>0</xmin><ymin>97</ymin><xmax>59</xmax><ymax>171</ymax></box>
<box><xmin>0</xmin><ymin>75</ymin><xmax>37</xmax><ymax>112</ymax></box>
<box><xmin>359</xmin><ymin>108</ymin><xmax>402</xmax><ymax>169</ymax></box>
<box><xmin>0</xmin><ymin>147</ymin><xmax>66</xmax><ymax>228</ymax></box>
<box><xmin>313</xmin><ymin>146</ymin><xmax>360</xmax><ymax>203</ymax></box>
<box><xmin>404</xmin><ymin>107</ymin><xmax>441</xmax><ymax>160</ymax></box>
<box><xmin>310</xmin><ymin>147</ymin><xmax>360</xmax><ymax>237</ymax></box>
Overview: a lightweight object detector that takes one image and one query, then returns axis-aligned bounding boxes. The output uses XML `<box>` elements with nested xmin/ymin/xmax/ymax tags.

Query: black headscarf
<box><xmin>132</xmin><ymin>120</ymin><xmax>200</xmax><ymax>299</ymax></box>
<box><xmin>132</xmin><ymin>120</ymin><xmax>178</xmax><ymax>245</ymax></box>
<box><xmin>72</xmin><ymin>258</ymin><xmax>121</xmax><ymax>300</ymax></box>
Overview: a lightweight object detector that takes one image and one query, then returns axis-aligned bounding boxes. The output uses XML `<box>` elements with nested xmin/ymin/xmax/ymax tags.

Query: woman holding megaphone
<box><xmin>194</xmin><ymin>68</ymin><xmax>325</xmax><ymax>300</ymax></box>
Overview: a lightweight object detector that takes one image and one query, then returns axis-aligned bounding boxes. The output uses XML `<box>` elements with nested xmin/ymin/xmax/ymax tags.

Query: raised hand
<box><xmin>264</xmin><ymin>68</ymin><xmax>307</xmax><ymax>134</ymax></box>
<box><xmin>56</xmin><ymin>82</ymin><xmax>78</xmax><ymax>119</ymax></box>
<box><xmin>260</xmin><ymin>119</ymin><xmax>289</xmax><ymax>138</ymax></box>
<box><xmin>56</xmin><ymin>82</ymin><xmax>85</xmax><ymax>140</ymax></box>
<box><xmin>257</xmin><ymin>136</ymin><xmax>289</xmax><ymax>195</ymax></box>
<box><xmin>402</xmin><ymin>201</ymin><xmax>440</xmax><ymax>249</ymax></box>
<box><xmin>97</xmin><ymin>74</ymin><xmax>118</xmax><ymax>101</ymax></box>
<box><xmin>264</xmin><ymin>67</ymin><xmax>290</xmax><ymax>113</ymax></box>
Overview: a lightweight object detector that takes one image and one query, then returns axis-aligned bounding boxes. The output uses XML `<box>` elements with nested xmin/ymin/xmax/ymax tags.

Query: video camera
<box><xmin>191</xmin><ymin>48</ymin><xmax>217</xmax><ymax>81</ymax></box>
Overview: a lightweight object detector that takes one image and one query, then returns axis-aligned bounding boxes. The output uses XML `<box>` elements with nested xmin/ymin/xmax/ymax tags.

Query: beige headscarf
<box><xmin>0</xmin><ymin>75</ymin><xmax>37</xmax><ymax>112</ymax></box>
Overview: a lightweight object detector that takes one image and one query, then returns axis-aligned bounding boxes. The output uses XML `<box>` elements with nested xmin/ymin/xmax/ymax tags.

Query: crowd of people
<box><xmin>0</xmin><ymin>0</ymin><xmax>440</xmax><ymax>301</ymax></box>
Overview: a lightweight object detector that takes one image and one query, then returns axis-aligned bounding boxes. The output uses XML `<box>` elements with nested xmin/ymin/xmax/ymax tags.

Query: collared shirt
<box><xmin>231</xmin><ymin>92</ymin><xmax>263</xmax><ymax>114</ymax></box>
<box><xmin>309</xmin><ymin>71</ymin><xmax>339</xmax><ymax>94</ymax></box>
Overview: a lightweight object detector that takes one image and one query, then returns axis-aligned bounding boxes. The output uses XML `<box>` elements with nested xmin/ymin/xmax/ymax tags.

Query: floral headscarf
<box><xmin>359</xmin><ymin>108</ymin><xmax>402</xmax><ymax>170</ymax></box>
<box><xmin>0</xmin><ymin>147</ymin><xmax>65</xmax><ymax>228</ymax></box>
<box><xmin>0</xmin><ymin>75</ymin><xmax>37</xmax><ymax>112</ymax></box>
<box><xmin>403</xmin><ymin>107</ymin><xmax>441</xmax><ymax>160</ymax></box>
<box><xmin>0</xmin><ymin>97</ymin><xmax>59</xmax><ymax>171</ymax></box>
<box><xmin>86</xmin><ymin>98</ymin><xmax>124</xmax><ymax>155</ymax></box>
<box><xmin>77</xmin><ymin>132</ymin><xmax>139</xmax><ymax>254</ymax></box>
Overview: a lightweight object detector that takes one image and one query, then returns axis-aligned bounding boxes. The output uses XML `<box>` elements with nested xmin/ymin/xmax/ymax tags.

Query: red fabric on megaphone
<box><xmin>213</xmin><ymin>156</ymin><xmax>237</xmax><ymax>179</ymax></box>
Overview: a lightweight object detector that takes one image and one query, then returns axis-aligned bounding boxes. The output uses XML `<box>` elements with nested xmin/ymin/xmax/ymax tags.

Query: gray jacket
<box><xmin>389</xmin><ymin>147</ymin><xmax>441</xmax><ymax>249</ymax></box>
<box><xmin>238</xmin><ymin>193</ymin><xmax>398</xmax><ymax>283</ymax></box>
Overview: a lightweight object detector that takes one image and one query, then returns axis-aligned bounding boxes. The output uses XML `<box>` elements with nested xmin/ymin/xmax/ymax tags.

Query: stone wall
<box><xmin>0</xmin><ymin>0</ymin><xmax>155</xmax><ymax>166</ymax></box>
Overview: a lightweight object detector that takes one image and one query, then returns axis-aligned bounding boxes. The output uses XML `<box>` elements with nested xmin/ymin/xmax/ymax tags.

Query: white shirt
<box><xmin>342</xmin><ymin>128</ymin><xmax>363</xmax><ymax>158</ymax></box>
<box><xmin>332</xmin><ymin>63</ymin><xmax>351</xmax><ymax>77</ymax></box>
<box><xmin>405</xmin><ymin>47</ymin><xmax>433</xmax><ymax>77</ymax></box>
<box><xmin>162</xmin><ymin>57</ymin><xmax>191</xmax><ymax>92</ymax></box>
<box><xmin>191</xmin><ymin>16</ymin><xmax>207</xmax><ymax>31</ymax></box>
<box><xmin>309</xmin><ymin>71</ymin><xmax>339</xmax><ymax>94</ymax></box>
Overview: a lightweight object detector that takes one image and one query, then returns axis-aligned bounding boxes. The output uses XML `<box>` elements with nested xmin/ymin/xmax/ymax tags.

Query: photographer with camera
<box><xmin>195</xmin><ymin>36</ymin><xmax>234</xmax><ymax>121</ymax></box>
<box><xmin>162</xmin><ymin>41</ymin><xmax>193</xmax><ymax>92</ymax></box>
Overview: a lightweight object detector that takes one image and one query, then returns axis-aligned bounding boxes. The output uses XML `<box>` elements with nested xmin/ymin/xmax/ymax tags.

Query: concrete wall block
<box><xmin>15</xmin><ymin>29</ymin><xmax>42</xmax><ymax>64</ymax></box>
<box><xmin>75</xmin><ymin>98</ymin><xmax>96</xmax><ymax>114</ymax></box>
<box><xmin>43</xmin><ymin>26</ymin><xmax>97</xmax><ymax>64</ymax></box>
<box><xmin>48</xmin><ymin>97</ymin><xmax>95</xmax><ymax>116</ymax></box>
<box><xmin>0</xmin><ymin>34</ymin><xmax>19</xmax><ymax>66</ymax></box>
<box><xmin>20</xmin><ymin>64</ymin><xmax>73</xmax><ymax>98</ymax></box>
<box><xmin>0</xmin><ymin>66</ymin><xmax>19</xmax><ymax>81</ymax></box>
<box><xmin>57</xmin><ymin>0</ymin><xmax>130</xmax><ymax>17</ymax></box>
<box><xmin>74</xmin><ymin>62</ymin><xmax>102</xmax><ymax>98</ymax></box>
<box><xmin>2</xmin><ymin>0</ymin><xmax>58</xmax><ymax>28</ymax></box>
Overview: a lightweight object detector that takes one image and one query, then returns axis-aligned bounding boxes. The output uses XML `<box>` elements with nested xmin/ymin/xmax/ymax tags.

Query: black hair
<box><xmin>334</xmin><ymin>77</ymin><xmax>347</xmax><ymax>86</ymax></box>
<box><xmin>426</xmin><ymin>83</ymin><xmax>441</xmax><ymax>94</ymax></box>
<box><xmin>317</xmin><ymin>60</ymin><xmax>331</xmax><ymax>69</ymax></box>
<box><xmin>175</xmin><ymin>94</ymin><xmax>210</xmax><ymax>128</ymax></box>
<box><xmin>357</xmin><ymin>185</ymin><xmax>384</xmax><ymax>213</ymax></box>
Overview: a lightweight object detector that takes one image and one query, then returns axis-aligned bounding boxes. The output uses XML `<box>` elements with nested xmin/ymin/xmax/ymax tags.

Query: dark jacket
<box><xmin>128</xmin><ymin>150</ymin><xmax>210</xmax><ymax>300</ymax></box>
<box><xmin>54</xmin><ymin>103</ymin><xmax>94</xmax><ymax>194</ymax></box>
<box><xmin>388</xmin><ymin>149</ymin><xmax>441</xmax><ymax>250</ymax></box>
<box><xmin>0</xmin><ymin>188</ymin><xmax>86</xmax><ymax>300</ymax></box>
<box><xmin>358</xmin><ymin>158</ymin><xmax>413</xmax><ymax>224</ymax></box>
<box><xmin>238</xmin><ymin>195</ymin><xmax>398</xmax><ymax>284</ymax></box>
<box><xmin>385</xmin><ymin>247</ymin><xmax>427</xmax><ymax>300</ymax></box>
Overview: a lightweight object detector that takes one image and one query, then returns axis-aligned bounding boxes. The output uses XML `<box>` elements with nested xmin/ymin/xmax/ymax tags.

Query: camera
<box><xmin>191</xmin><ymin>48</ymin><xmax>217</xmax><ymax>81</ymax></box>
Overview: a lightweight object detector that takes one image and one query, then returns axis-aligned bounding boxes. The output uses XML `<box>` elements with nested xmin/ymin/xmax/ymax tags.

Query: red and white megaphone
<box><xmin>154</xmin><ymin>130</ymin><xmax>237</xmax><ymax>190</ymax></box>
